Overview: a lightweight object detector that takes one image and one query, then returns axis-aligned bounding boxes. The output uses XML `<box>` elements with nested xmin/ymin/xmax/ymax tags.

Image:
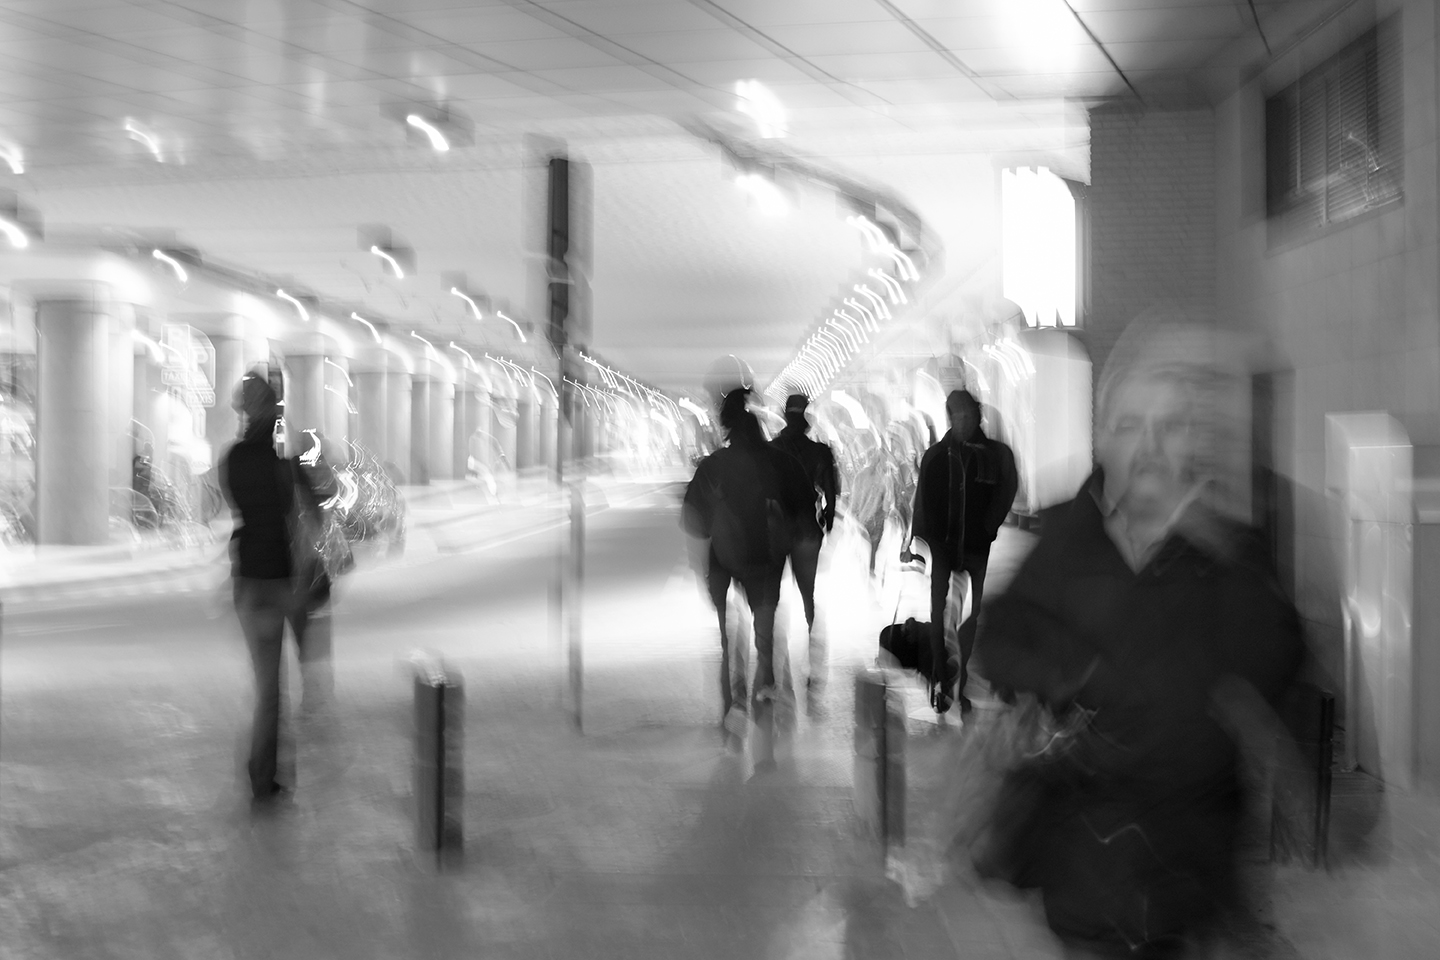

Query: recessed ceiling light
<box><xmin>0</xmin><ymin>145</ymin><xmax>23</xmax><ymax>175</ymax></box>
<box><xmin>152</xmin><ymin>249</ymin><xmax>187</xmax><ymax>283</ymax></box>
<box><xmin>124</xmin><ymin>119</ymin><xmax>163</xmax><ymax>162</ymax></box>
<box><xmin>276</xmin><ymin>289</ymin><xmax>309</xmax><ymax>322</ymax></box>
<box><xmin>0</xmin><ymin>216</ymin><xmax>28</xmax><ymax>249</ymax></box>
<box><xmin>370</xmin><ymin>244</ymin><xmax>405</xmax><ymax>278</ymax></box>
<box><xmin>406</xmin><ymin>114</ymin><xmax>449</xmax><ymax>152</ymax></box>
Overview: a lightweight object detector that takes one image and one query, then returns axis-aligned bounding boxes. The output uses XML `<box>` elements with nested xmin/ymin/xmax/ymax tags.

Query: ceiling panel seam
<box><xmin>870</xmin><ymin>0</ymin><xmax>1016</xmax><ymax>101</ymax></box>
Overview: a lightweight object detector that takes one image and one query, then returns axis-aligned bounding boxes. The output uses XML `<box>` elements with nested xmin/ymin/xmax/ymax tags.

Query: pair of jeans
<box><xmin>233</xmin><ymin>577</ymin><xmax>331</xmax><ymax>798</ymax></box>
<box><xmin>788</xmin><ymin>533</ymin><xmax>824</xmax><ymax>683</ymax></box>
<box><xmin>706</xmin><ymin>555</ymin><xmax>783</xmax><ymax>715</ymax></box>
<box><xmin>928</xmin><ymin>549</ymin><xmax>990</xmax><ymax>705</ymax></box>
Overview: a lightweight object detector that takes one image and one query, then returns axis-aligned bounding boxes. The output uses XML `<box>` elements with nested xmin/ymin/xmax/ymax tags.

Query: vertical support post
<box><xmin>414</xmin><ymin>656</ymin><xmax>464</xmax><ymax>866</ymax></box>
<box><xmin>854</xmin><ymin>669</ymin><xmax>905</xmax><ymax>856</ymax></box>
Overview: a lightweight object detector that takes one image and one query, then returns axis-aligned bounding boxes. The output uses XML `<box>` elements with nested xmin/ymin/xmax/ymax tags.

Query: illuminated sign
<box><xmin>161</xmin><ymin>324</ymin><xmax>216</xmax><ymax>408</ymax></box>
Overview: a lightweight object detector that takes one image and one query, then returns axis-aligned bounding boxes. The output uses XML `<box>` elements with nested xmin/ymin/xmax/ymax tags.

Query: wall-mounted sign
<box><xmin>161</xmin><ymin>324</ymin><xmax>216</xmax><ymax>408</ymax></box>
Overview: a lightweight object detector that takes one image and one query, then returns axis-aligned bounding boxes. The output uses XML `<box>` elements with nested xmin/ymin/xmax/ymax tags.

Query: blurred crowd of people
<box><xmin>680</xmin><ymin>313</ymin><xmax>1314</xmax><ymax>959</ymax></box>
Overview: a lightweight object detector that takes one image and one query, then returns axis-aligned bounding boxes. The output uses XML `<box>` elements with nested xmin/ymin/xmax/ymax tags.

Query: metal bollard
<box><xmin>414</xmin><ymin>656</ymin><xmax>464</xmax><ymax>864</ymax></box>
<box><xmin>854</xmin><ymin>668</ymin><xmax>905</xmax><ymax>853</ymax></box>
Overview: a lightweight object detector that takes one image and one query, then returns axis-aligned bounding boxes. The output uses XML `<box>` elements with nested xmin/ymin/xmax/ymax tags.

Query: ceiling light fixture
<box><xmin>409</xmin><ymin>331</ymin><xmax>436</xmax><ymax>355</ymax></box>
<box><xmin>826</xmin><ymin>318</ymin><xmax>859</xmax><ymax>352</ymax></box>
<box><xmin>406</xmin><ymin>114</ymin><xmax>450</xmax><ymax>152</ymax></box>
<box><xmin>349</xmin><ymin>312</ymin><xmax>382</xmax><ymax>344</ymax></box>
<box><xmin>370</xmin><ymin>245</ymin><xmax>405</xmax><ymax>279</ymax></box>
<box><xmin>855</xmin><ymin>283</ymin><xmax>894</xmax><ymax>318</ymax></box>
<box><xmin>0</xmin><ymin>146</ymin><xmax>23</xmax><ymax>175</ymax></box>
<box><xmin>866</xmin><ymin>271</ymin><xmax>906</xmax><ymax>306</ymax></box>
<box><xmin>324</xmin><ymin>357</ymin><xmax>353</xmax><ymax>386</ymax></box>
<box><xmin>495</xmin><ymin>310</ymin><xmax>527</xmax><ymax>343</ymax></box>
<box><xmin>276</xmin><ymin>289</ymin><xmax>309</xmax><ymax>322</ymax></box>
<box><xmin>0</xmin><ymin>216</ymin><xmax>29</xmax><ymax>249</ymax></box>
<box><xmin>124</xmin><ymin>119</ymin><xmax>163</xmax><ymax>162</ymax></box>
<box><xmin>450</xmin><ymin>287</ymin><xmax>482</xmax><ymax>319</ymax></box>
<box><xmin>151</xmin><ymin>249</ymin><xmax>187</xmax><ymax>283</ymax></box>
<box><xmin>735</xmin><ymin>79</ymin><xmax>788</xmax><ymax>139</ymax></box>
<box><xmin>324</xmin><ymin>384</ymin><xmax>358</xmax><ymax>415</ymax></box>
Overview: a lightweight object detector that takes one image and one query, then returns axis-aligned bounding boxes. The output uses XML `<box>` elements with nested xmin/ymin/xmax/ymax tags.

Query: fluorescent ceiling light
<box><xmin>0</xmin><ymin>217</ymin><xmax>29</xmax><ymax>249</ymax></box>
<box><xmin>496</xmin><ymin>310</ymin><xmax>527</xmax><ymax>343</ymax></box>
<box><xmin>0</xmin><ymin>146</ymin><xmax>23</xmax><ymax>175</ymax></box>
<box><xmin>450</xmin><ymin>287</ymin><xmax>482</xmax><ymax>319</ymax></box>
<box><xmin>124</xmin><ymin>120</ymin><xmax>163</xmax><ymax>162</ymax></box>
<box><xmin>406</xmin><ymin>114</ymin><xmax>450</xmax><ymax>152</ymax></box>
<box><xmin>409</xmin><ymin>330</ymin><xmax>435</xmax><ymax>354</ymax></box>
<box><xmin>151</xmin><ymin>249</ymin><xmax>187</xmax><ymax>283</ymax></box>
<box><xmin>349</xmin><ymin>312</ymin><xmax>382</xmax><ymax>344</ymax></box>
<box><xmin>370</xmin><ymin>245</ymin><xmax>404</xmax><ymax>278</ymax></box>
<box><xmin>735</xmin><ymin>80</ymin><xmax>787</xmax><ymax>139</ymax></box>
<box><xmin>324</xmin><ymin>357</ymin><xmax>353</xmax><ymax>386</ymax></box>
<box><xmin>276</xmin><ymin>289</ymin><xmax>309</xmax><ymax>322</ymax></box>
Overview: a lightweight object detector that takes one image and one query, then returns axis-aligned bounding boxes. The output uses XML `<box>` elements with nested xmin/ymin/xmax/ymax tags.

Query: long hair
<box><xmin>719</xmin><ymin>388</ymin><xmax>765</xmax><ymax>447</ymax></box>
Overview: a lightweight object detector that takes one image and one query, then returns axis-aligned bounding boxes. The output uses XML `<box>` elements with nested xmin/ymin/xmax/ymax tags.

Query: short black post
<box><xmin>414</xmin><ymin>657</ymin><xmax>464</xmax><ymax>865</ymax></box>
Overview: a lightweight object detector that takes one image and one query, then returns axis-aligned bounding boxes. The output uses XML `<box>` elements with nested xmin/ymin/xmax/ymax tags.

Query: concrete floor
<box><xmin>1</xmin><ymin>481</ymin><xmax>1436</xmax><ymax>959</ymax></box>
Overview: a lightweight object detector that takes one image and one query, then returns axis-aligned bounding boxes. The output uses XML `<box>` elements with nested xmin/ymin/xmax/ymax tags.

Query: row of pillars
<box><xmin>22</xmin><ymin>290</ymin><xmax>591</xmax><ymax>546</ymax></box>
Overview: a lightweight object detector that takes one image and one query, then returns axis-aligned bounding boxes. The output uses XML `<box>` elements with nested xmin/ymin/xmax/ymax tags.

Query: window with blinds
<box><xmin>1266</xmin><ymin>18</ymin><xmax>1402</xmax><ymax>244</ymax></box>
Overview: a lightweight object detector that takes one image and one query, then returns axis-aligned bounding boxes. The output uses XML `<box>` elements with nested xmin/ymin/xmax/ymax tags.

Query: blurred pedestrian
<box><xmin>909</xmin><ymin>389</ymin><xmax>1017</xmax><ymax>713</ymax></box>
<box><xmin>218</xmin><ymin>369</ymin><xmax>332</xmax><ymax>805</ymax></box>
<box><xmin>770</xmin><ymin>393</ymin><xmax>840</xmax><ymax>694</ymax></box>
<box><xmin>681</xmin><ymin>387</ymin><xmax>815</xmax><ymax>733</ymax></box>
<box><xmin>973</xmin><ymin>318</ymin><xmax>1304</xmax><ymax>958</ymax></box>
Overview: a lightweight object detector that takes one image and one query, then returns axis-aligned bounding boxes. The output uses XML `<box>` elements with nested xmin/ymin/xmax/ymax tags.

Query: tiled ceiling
<box><xmin>1</xmin><ymin>0</ymin><xmax>1315</xmax><ymax>390</ymax></box>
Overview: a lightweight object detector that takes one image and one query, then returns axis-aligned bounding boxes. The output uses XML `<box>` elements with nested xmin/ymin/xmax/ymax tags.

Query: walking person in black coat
<box><xmin>909</xmin><ymin>389</ymin><xmax>1018</xmax><ymax>712</ymax></box>
<box><xmin>770</xmin><ymin>393</ymin><xmax>840</xmax><ymax>695</ymax></box>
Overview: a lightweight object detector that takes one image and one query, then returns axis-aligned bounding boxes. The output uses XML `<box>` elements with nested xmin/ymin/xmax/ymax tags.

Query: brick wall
<box><xmin>1085</xmin><ymin>105</ymin><xmax>1216</xmax><ymax>382</ymax></box>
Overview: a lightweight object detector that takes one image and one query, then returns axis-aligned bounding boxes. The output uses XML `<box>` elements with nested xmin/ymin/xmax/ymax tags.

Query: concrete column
<box><xmin>35</xmin><ymin>297</ymin><xmax>111</xmax><ymax>545</ymax></box>
<box><xmin>354</xmin><ymin>371</ymin><xmax>387</xmax><ymax>459</ymax></box>
<box><xmin>515</xmin><ymin>396</ymin><xmax>534</xmax><ymax>470</ymax></box>
<box><xmin>538</xmin><ymin>394</ymin><xmax>556</xmax><ymax>471</ymax></box>
<box><xmin>131</xmin><ymin>349</ymin><xmax>169</xmax><ymax>470</ymax></box>
<box><xmin>323</xmin><ymin>357</ymin><xmax>350</xmax><ymax>446</ymax></box>
<box><xmin>106</xmin><ymin>305</ymin><xmax>134</xmax><ymax>490</ymax></box>
<box><xmin>208</xmin><ymin>334</ymin><xmax>246</xmax><ymax>451</ymax></box>
<box><xmin>284</xmin><ymin>354</ymin><xmax>325</xmax><ymax>458</ymax></box>
<box><xmin>452</xmin><ymin>387</ymin><xmax>472</xmax><ymax>479</ymax></box>
<box><xmin>410</xmin><ymin>376</ymin><xmax>431</xmax><ymax>485</ymax></box>
<box><xmin>466</xmin><ymin>390</ymin><xmax>488</xmax><ymax>471</ymax></box>
<box><xmin>428</xmin><ymin>378</ymin><xmax>454</xmax><ymax>482</ymax></box>
<box><xmin>385</xmin><ymin>371</ymin><xmax>412</xmax><ymax>483</ymax></box>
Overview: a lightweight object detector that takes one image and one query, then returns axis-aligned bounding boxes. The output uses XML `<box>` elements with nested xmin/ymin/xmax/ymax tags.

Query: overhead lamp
<box><xmin>531</xmin><ymin>367</ymin><xmax>558</xmax><ymax>401</ymax></box>
<box><xmin>0</xmin><ymin>146</ymin><xmax>23</xmax><ymax>175</ymax></box>
<box><xmin>845</xmin><ymin>214</ymin><xmax>888</xmax><ymax>253</ymax></box>
<box><xmin>826</xmin><ymin>318</ymin><xmax>859</xmax><ymax>352</ymax></box>
<box><xmin>406</xmin><ymin>114</ymin><xmax>450</xmax><ymax>152</ymax></box>
<box><xmin>866</xmin><ymin>271</ymin><xmax>907</xmax><ymax>306</ymax></box>
<box><xmin>151</xmin><ymin>248</ymin><xmax>188</xmax><ymax>283</ymax></box>
<box><xmin>350</xmin><ymin>312</ymin><xmax>382</xmax><ymax>344</ymax></box>
<box><xmin>370</xmin><ymin>245</ymin><xmax>405</xmax><ymax>279</ymax></box>
<box><xmin>124</xmin><ymin>119</ymin><xmax>163</xmax><ymax>162</ymax></box>
<box><xmin>889</xmin><ymin>246</ymin><xmax>919</xmax><ymax>282</ymax></box>
<box><xmin>735</xmin><ymin>79</ymin><xmax>787</xmax><ymax>139</ymax></box>
<box><xmin>835</xmin><ymin>309</ymin><xmax>866</xmax><ymax>339</ymax></box>
<box><xmin>324</xmin><ymin>384</ymin><xmax>358</xmax><ymax>415</ymax></box>
<box><xmin>275</xmin><ymin>289</ymin><xmax>309</xmax><ymax>322</ymax></box>
<box><xmin>495</xmin><ymin>310</ymin><xmax>527</xmax><ymax>343</ymax></box>
<box><xmin>855</xmin><ymin>283</ymin><xmax>893</xmax><ymax>319</ymax></box>
<box><xmin>324</xmin><ymin>357</ymin><xmax>353</xmax><ymax>386</ymax></box>
<box><xmin>450</xmin><ymin>287</ymin><xmax>482</xmax><ymax>320</ymax></box>
<box><xmin>447</xmin><ymin>342</ymin><xmax>477</xmax><ymax>370</ymax></box>
<box><xmin>0</xmin><ymin>215</ymin><xmax>29</xmax><ymax>249</ymax></box>
<box><xmin>409</xmin><ymin>330</ymin><xmax>437</xmax><ymax>355</ymax></box>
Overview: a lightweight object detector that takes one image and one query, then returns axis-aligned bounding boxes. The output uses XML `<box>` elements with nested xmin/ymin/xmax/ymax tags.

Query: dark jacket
<box><xmin>911</xmin><ymin>425</ymin><xmax>1017</xmax><ymax>564</ymax></box>
<box><xmin>220</xmin><ymin>419</ymin><xmax>293</xmax><ymax>580</ymax></box>
<box><xmin>681</xmin><ymin>435</ymin><xmax>815</xmax><ymax>575</ymax></box>
<box><xmin>972</xmin><ymin>470</ymin><xmax>1304</xmax><ymax>950</ymax></box>
<box><xmin>771</xmin><ymin>425</ymin><xmax>840</xmax><ymax>537</ymax></box>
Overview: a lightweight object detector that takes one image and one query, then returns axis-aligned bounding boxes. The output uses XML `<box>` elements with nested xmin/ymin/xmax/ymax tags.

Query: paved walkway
<box><xmin>1</xmin><ymin>492</ymin><xmax>1436</xmax><ymax>959</ymax></box>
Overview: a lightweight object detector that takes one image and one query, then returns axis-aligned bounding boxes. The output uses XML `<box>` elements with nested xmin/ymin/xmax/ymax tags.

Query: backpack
<box><xmin>709</xmin><ymin>449</ymin><xmax>791</xmax><ymax>573</ymax></box>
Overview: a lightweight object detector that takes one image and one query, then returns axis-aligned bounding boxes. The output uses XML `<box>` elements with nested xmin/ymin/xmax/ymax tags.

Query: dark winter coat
<box><xmin>911</xmin><ymin>425</ymin><xmax>1018</xmax><ymax>564</ymax></box>
<box><xmin>973</xmin><ymin>469</ymin><xmax>1304</xmax><ymax>951</ymax></box>
<box><xmin>681</xmin><ymin>435</ymin><xmax>816</xmax><ymax>576</ymax></box>
<box><xmin>771</xmin><ymin>425</ymin><xmax>840</xmax><ymax>538</ymax></box>
<box><xmin>220</xmin><ymin>418</ymin><xmax>293</xmax><ymax>580</ymax></box>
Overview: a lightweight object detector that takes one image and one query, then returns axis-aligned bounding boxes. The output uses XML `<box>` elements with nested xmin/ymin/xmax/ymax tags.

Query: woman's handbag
<box><xmin>282</xmin><ymin>458</ymin><xmax>353</xmax><ymax>604</ymax></box>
